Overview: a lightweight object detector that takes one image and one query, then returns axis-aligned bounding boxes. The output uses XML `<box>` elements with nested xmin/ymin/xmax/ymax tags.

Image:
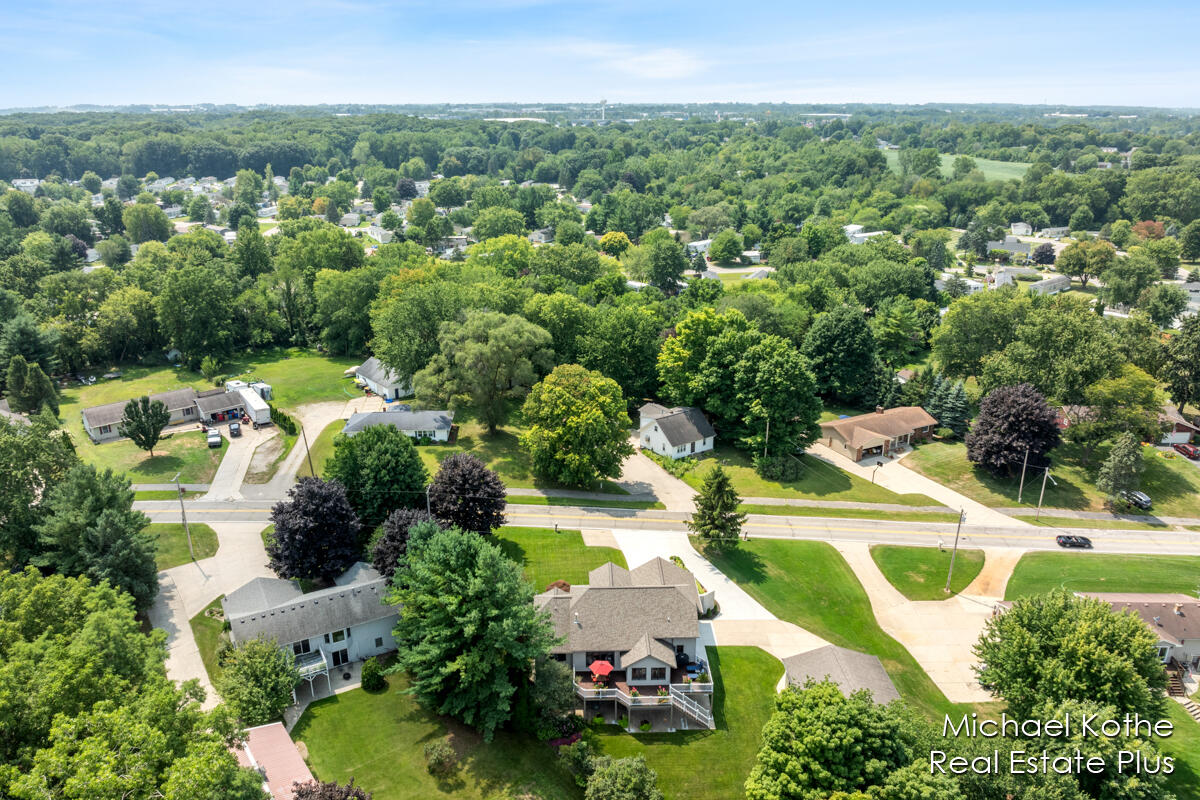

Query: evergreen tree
<box><xmin>6</xmin><ymin>354</ymin><xmax>58</xmax><ymax>415</ymax></box>
<box><xmin>119</xmin><ymin>396</ymin><xmax>171</xmax><ymax>457</ymax></box>
<box><xmin>1096</xmin><ymin>432</ymin><xmax>1144</xmax><ymax>501</ymax></box>
<box><xmin>939</xmin><ymin>381</ymin><xmax>970</xmax><ymax>438</ymax></box>
<box><xmin>688</xmin><ymin>464</ymin><xmax>746</xmax><ymax>546</ymax></box>
<box><xmin>924</xmin><ymin>374</ymin><xmax>948</xmax><ymax>421</ymax></box>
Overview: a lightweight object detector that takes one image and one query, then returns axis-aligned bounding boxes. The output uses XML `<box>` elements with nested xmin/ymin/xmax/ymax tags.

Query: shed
<box><xmin>782</xmin><ymin>645</ymin><xmax>900</xmax><ymax>703</ymax></box>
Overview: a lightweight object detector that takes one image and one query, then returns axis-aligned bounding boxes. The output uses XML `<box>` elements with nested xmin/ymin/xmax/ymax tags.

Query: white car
<box><xmin>206</xmin><ymin>429</ymin><xmax>222</xmax><ymax>448</ymax></box>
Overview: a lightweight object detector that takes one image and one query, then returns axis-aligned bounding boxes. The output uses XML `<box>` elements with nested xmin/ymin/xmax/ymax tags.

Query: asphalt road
<box><xmin>133</xmin><ymin>501</ymin><xmax>1200</xmax><ymax>556</ymax></box>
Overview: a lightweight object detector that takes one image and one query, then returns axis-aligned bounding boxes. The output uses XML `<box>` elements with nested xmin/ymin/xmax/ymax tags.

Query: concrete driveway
<box><xmin>202</xmin><ymin>424</ymin><xmax>278</xmax><ymax>501</ymax></box>
<box><xmin>617</xmin><ymin>440</ymin><xmax>697</xmax><ymax>512</ymax></box>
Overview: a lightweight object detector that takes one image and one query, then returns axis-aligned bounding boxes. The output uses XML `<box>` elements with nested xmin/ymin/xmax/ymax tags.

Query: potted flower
<box><xmin>629</xmin><ymin>687</ymin><xmax>639</xmax><ymax>697</ymax></box>
<box><xmin>657</xmin><ymin>686</ymin><xmax>669</xmax><ymax>704</ymax></box>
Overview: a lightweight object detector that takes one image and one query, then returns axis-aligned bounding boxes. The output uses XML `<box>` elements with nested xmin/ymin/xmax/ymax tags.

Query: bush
<box><xmin>618</xmin><ymin>715</ymin><xmax>628</xmax><ymax>728</ymax></box>
<box><xmin>753</xmin><ymin>453</ymin><xmax>803</xmax><ymax>481</ymax></box>
<box><xmin>558</xmin><ymin>739</ymin><xmax>597</xmax><ymax>787</ymax></box>
<box><xmin>361</xmin><ymin>656</ymin><xmax>386</xmax><ymax>692</ymax></box>
<box><xmin>935</xmin><ymin>426</ymin><xmax>955</xmax><ymax>439</ymax></box>
<box><xmin>593</xmin><ymin>714</ymin><xmax>605</xmax><ymax>726</ymax></box>
<box><xmin>639</xmin><ymin>721</ymin><xmax>652</xmax><ymax>732</ymax></box>
<box><xmin>644</xmin><ymin>450</ymin><xmax>695</xmax><ymax>479</ymax></box>
<box><xmin>423</xmin><ymin>738</ymin><xmax>457</xmax><ymax>777</ymax></box>
<box><xmin>270</xmin><ymin>403</ymin><xmax>298</xmax><ymax>435</ymax></box>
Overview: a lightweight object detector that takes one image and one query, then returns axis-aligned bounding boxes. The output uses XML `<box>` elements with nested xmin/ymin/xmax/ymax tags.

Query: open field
<box><xmin>593</xmin><ymin>647</ymin><xmax>780</xmax><ymax>800</ymax></box>
<box><xmin>904</xmin><ymin>440</ymin><xmax>1200</xmax><ymax>517</ymax></box>
<box><xmin>293</xmin><ymin>678</ymin><xmax>580</xmax><ymax>800</ymax></box>
<box><xmin>679</xmin><ymin>445</ymin><xmax>938</xmax><ymax>506</ymax></box>
<box><xmin>881</xmin><ymin>149</ymin><xmax>1032</xmax><ymax>181</ymax></box>
<box><xmin>150</xmin><ymin>522</ymin><xmax>218</xmax><ymax>570</ymax></box>
<box><xmin>869</xmin><ymin>544</ymin><xmax>985</xmax><ymax>600</ymax></box>
<box><xmin>79</xmin><ymin>431</ymin><xmax>226</xmax><ymax>484</ymax></box>
<box><xmin>1003</xmin><ymin>552</ymin><xmax>1200</xmax><ymax>600</ymax></box>
<box><xmin>494</xmin><ymin>526</ymin><xmax>626</xmax><ymax>589</ymax></box>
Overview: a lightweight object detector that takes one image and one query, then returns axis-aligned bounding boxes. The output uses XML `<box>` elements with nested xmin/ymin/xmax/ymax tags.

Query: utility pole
<box><xmin>1017</xmin><ymin>448</ymin><xmax>1030</xmax><ymax>503</ymax></box>
<box><xmin>300</xmin><ymin>422</ymin><xmax>315</xmax><ymax>477</ymax></box>
<box><xmin>944</xmin><ymin>508</ymin><xmax>964</xmax><ymax>594</ymax></box>
<box><xmin>173</xmin><ymin>472</ymin><xmax>196</xmax><ymax>564</ymax></box>
<box><xmin>1036</xmin><ymin>468</ymin><xmax>1051</xmax><ymax>520</ymax></box>
<box><xmin>425</xmin><ymin>485</ymin><xmax>432</xmax><ymax>515</ymax></box>
<box><xmin>763</xmin><ymin>418</ymin><xmax>770</xmax><ymax>461</ymax></box>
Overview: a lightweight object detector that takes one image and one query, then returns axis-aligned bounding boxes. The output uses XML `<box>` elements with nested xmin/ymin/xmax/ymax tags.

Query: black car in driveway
<box><xmin>1056</xmin><ymin>535</ymin><xmax>1093</xmax><ymax>549</ymax></box>
<box><xmin>229</xmin><ymin>421</ymin><xmax>241</xmax><ymax>437</ymax></box>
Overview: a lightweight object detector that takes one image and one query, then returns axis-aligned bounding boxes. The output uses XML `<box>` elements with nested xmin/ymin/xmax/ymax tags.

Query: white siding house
<box><xmin>637</xmin><ymin>403</ymin><xmax>716</xmax><ymax>459</ymax></box>
<box><xmin>354</xmin><ymin>357</ymin><xmax>412</xmax><ymax>400</ymax></box>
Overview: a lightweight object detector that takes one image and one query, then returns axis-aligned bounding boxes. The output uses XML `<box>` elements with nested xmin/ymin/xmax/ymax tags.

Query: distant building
<box><xmin>341</xmin><ymin>409</ymin><xmax>454</xmax><ymax>441</ymax></box>
<box><xmin>685</xmin><ymin>239</ymin><xmax>711</xmax><ymax>256</ymax></box>
<box><xmin>1011</xmin><ymin>222</ymin><xmax>1032</xmax><ymax>236</ymax></box>
<box><xmin>338</xmin><ymin>212</ymin><xmax>360</xmax><ymax>227</ymax></box>
<box><xmin>11</xmin><ymin>178</ymin><xmax>39</xmax><ymax>194</ymax></box>
<box><xmin>740</xmin><ymin>250</ymin><xmax>762</xmax><ymax>264</ymax></box>
<box><xmin>354</xmin><ymin>357</ymin><xmax>411</xmax><ymax>400</ymax></box>
<box><xmin>1028</xmin><ymin>274</ymin><xmax>1070</xmax><ymax>296</ymax></box>
<box><xmin>1039</xmin><ymin>226</ymin><xmax>1070</xmax><ymax>239</ymax></box>
<box><xmin>985</xmin><ymin>235</ymin><xmax>1031</xmax><ymax>256</ymax></box>
<box><xmin>529</xmin><ymin>227</ymin><xmax>555</xmax><ymax>244</ymax></box>
<box><xmin>364</xmin><ymin>225</ymin><xmax>393</xmax><ymax>244</ymax></box>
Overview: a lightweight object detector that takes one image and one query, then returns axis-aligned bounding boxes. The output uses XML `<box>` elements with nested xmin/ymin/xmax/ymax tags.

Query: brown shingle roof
<box><xmin>1080</xmin><ymin>593</ymin><xmax>1200</xmax><ymax>646</ymax></box>
<box><xmin>819</xmin><ymin>406</ymin><xmax>938</xmax><ymax>449</ymax></box>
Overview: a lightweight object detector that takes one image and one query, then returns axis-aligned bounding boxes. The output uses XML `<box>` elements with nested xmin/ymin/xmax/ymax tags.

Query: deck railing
<box><xmin>575</xmin><ymin>682</ymin><xmax>714</xmax><ymax>728</ymax></box>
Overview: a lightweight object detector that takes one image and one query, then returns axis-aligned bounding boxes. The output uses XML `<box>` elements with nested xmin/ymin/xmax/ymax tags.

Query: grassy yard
<box><xmin>1027</xmin><ymin>515</ymin><xmax>1172</xmax><ymax>531</ymax></box>
<box><xmin>869</xmin><ymin>545</ymin><xmax>985</xmax><ymax>601</ymax></box>
<box><xmin>593</xmin><ymin>647</ymin><xmax>779</xmax><ymax>800</ymax></box>
<box><xmin>704</xmin><ymin>539</ymin><xmax>964</xmax><ymax>719</ymax></box>
<box><xmin>293</xmin><ymin>678</ymin><xmax>580</xmax><ymax>800</ymax></box>
<box><xmin>1163</xmin><ymin>702</ymin><xmax>1200</xmax><ymax>800</ymax></box>
<box><xmin>1004</xmin><ymin>552</ymin><xmax>1200</xmax><ymax>600</ymax></box>
<box><xmin>134</xmin><ymin>489</ymin><xmax>202</xmax><ymax>500</ymax></box>
<box><xmin>904</xmin><ymin>440</ymin><xmax>1200</xmax><ymax>517</ymax></box>
<box><xmin>151</xmin><ymin>522</ymin><xmax>218</xmax><ymax>570</ymax></box>
<box><xmin>740</xmin><ymin>504</ymin><xmax>961</xmax><ymax>523</ymax></box>
<box><xmin>296</xmin><ymin>418</ymin><xmax>344</xmax><ymax>478</ymax></box>
<box><xmin>189</xmin><ymin>596</ymin><xmax>228</xmax><ymax>685</ymax></box>
<box><xmin>881</xmin><ymin>149</ymin><xmax>1032</xmax><ymax>181</ymax></box>
<box><xmin>506</xmin><ymin>495</ymin><xmax>664</xmax><ymax>510</ymax></box>
<box><xmin>678</xmin><ymin>446</ymin><xmax>938</xmax><ymax>506</ymax></box>
<box><xmin>79</xmin><ymin>431</ymin><xmax>226</xmax><ymax>484</ymax></box>
<box><xmin>494</xmin><ymin>526</ymin><xmax>626</xmax><ymax>589</ymax></box>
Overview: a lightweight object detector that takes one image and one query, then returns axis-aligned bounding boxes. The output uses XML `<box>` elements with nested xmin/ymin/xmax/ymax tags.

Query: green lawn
<box><xmin>1027</xmin><ymin>515</ymin><xmax>1172</xmax><ymax>531</ymax></box>
<box><xmin>151</xmin><ymin>522</ymin><xmax>218</xmax><ymax>570</ymax></box>
<box><xmin>78</xmin><ymin>431</ymin><xmax>226</xmax><ymax>484</ymax></box>
<box><xmin>593</xmin><ymin>647</ymin><xmax>779</xmax><ymax>800</ymax></box>
<box><xmin>293</xmin><ymin>678</ymin><xmax>580</xmax><ymax>800</ymax></box>
<box><xmin>134</xmin><ymin>489</ymin><xmax>202</xmax><ymax>501</ymax></box>
<box><xmin>1163</xmin><ymin>702</ymin><xmax>1200</xmax><ymax>800</ymax></box>
<box><xmin>904</xmin><ymin>440</ymin><xmax>1200</xmax><ymax>517</ymax></box>
<box><xmin>704</xmin><ymin>539</ymin><xmax>964</xmax><ymax>719</ymax></box>
<box><xmin>221</xmin><ymin>347</ymin><xmax>361</xmax><ymax>412</ymax></box>
<box><xmin>740</xmin><ymin>504</ymin><xmax>960</xmax><ymax>523</ymax></box>
<box><xmin>296</xmin><ymin>418</ymin><xmax>344</xmax><ymax>478</ymax></box>
<box><xmin>869</xmin><ymin>545</ymin><xmax>985</xmax><ymax>601</ymax></box>
<box><xmin>881</xmin><ymin>149</ymin><xmax>1032</xmax><ymax>181</ymax></box>
<box><xmin>494</xmin><ymin>526</ymin><xmax>626</xmax><ymax>590</ymax></box>
<box><xmin>189</xmin><ymin>596</ymin><xmax>228</xmax><ymax>685</ymax></box>
<box><xmin>678</xmin><ymin>446</ymin><xmax>938</xmax><ymax>506</ymax></box>
<box><xmin>506</xmin><ymin>495</ymin><xmax>664</xmax><ymax>510</ymax></box>
<box><xmin>1004</xmin><ymin>552</ymin><xmax>1200</xmax><ymax>600</ymax></box>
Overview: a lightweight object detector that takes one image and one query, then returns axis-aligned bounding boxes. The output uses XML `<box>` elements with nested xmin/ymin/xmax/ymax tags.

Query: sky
<box><xmin>1</xmin><ymin>0</ymin><xmax>1199</xmax><ymax>108</ymax></box>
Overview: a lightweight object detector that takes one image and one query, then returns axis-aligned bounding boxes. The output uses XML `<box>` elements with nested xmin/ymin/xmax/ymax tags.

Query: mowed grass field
<box><xmin>494</xmin><ymin>526</ymin><xmax>626</xmax><ymax>589</ymax></box>
<box><xmin>80</xmin><ymin>430</ymin><xmax>226</xmax><ymax>484</ymax></box>
<box><xmin>1003</xmin><ymin>552</ymin><xmax>1200</xmax><ymax>600</ymax></box>
<box><xmin>881</xmin><ymin>149</ymin><xmax>1033</xmax><ymax>181</ymax></box>
<box><xmin>869</xmin><ymin>544</ymin><xmax>985</xmax><ymax>600</ymax></box>
<box><xmin>150</xmin><ymin>522</ymin><xmax>218</xmax><ymax>570</ymax></box>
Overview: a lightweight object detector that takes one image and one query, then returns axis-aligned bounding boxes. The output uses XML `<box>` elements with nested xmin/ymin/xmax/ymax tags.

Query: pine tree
<box><xmin>688</xmin><ymin>464</ymin><xmax>746</xmax><ymax>546</ymax></box>
<box><xmin>1096</xmin><ymin>432</ymin><xmax>1144</xmax><ymax>501</ymax></box>
<box><xmin>939</xmin><ymin>381</ymin><xmax>970</xmax><ymax>438</ymax></box>
<box><xmin>8</xmin><ymin>354</ymin><xmax>60</xmax><ymax>415</ymax></box>
<box><xmin>924</xmin><ymin>374</ymin><xmax>948</xmax><ymax>421</ymax></box>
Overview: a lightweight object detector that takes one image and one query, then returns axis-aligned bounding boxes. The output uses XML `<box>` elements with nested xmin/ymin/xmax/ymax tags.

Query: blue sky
<box><xmin>1</xmin><ymin>0</ymin><xmax>1198</xmax><ymax>108</ymax></box>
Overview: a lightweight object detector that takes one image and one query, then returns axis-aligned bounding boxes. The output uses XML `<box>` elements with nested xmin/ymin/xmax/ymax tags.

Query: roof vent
<box><xmin>574</xmin><ymin>612</ymin><xmax>581</xmax><ymax>627</ymax></box>
<box><xmin>1175</xmin><ymin>604</ymin><xmax>1184</xmax><ymax>616</ymax></box>
<box><xmin>1153</xmin><ymin>616</ymin><xmax>1162</xmax><ymax>626</ymax></box>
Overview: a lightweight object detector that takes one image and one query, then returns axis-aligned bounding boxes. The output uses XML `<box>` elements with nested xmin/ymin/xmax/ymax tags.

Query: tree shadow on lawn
<box><xmin>133</xmin><ymin>452</ymin><xmax>188</xmax><ymax>474</ymax></box>
<box><xmin>700</xmin><ymin>543</ymin><xmax>768</xmax><ymax>587</ymax></box>
<box><xmin>969</xmin><ymin>462</ymin><xmax>1090</xmax><ymax>510</ymax></box>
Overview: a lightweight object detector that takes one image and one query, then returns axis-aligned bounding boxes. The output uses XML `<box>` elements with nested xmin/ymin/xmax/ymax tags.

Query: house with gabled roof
<box><xmin>819</xmin><ymin>406</ymin><xmax>938</xmax><ymax>462</ymax></box>
<box><xmin>354</xmin><ymin>356</ymin><xmax>411</xmax><ymax>400</ymax></box>
<box><xmin>81</xmin><ymin>387</ymin><xmax>199</xmax><ymax>442</ymax></box>
<box><xmin>341</xmin><ymin>408</ymin><xmax>454</xmax><ymax>441</ymax></box>
<box><xmin>535</xmin><ymin>557</ymin><xmax>714</xmax><ymax>731</ymax></box>
<box><xmin>637</xmin><ymin>403</ymin><xmax>716</xmax><ymax>460</ymax></box>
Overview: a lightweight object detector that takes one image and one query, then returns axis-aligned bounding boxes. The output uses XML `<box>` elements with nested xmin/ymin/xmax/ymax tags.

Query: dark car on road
<box><xmin>1174</xmin><ymin>443</ymin><xmax>1199</xmax><ymax>459</ymax></box>
<box><xmin>1056</xmin><ymin>535</ymin><xmax>1092</xmax><ymax>549</ymax></box>
<box><xmin>1118</xmin><ymin>489</ymin><xmax>1152</xmax><ymax>510</ymax></box>
<box><xmin>229</xmin><ymin>421</ymin><xmax>241</xmax><ymax>437</ymax></box>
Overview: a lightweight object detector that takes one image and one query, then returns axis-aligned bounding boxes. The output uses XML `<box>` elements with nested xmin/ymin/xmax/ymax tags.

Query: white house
<box><xmin>12</xmin><ymin>178</ymin><xmax>39</xmax><ymax>194</ymax></box>
<box><xmin>685</xmin><ymin>239</ymin><xmax>712</xmax><ymax>256</ymax></box>
<box><xmin>339</xmin><ymin>212</ymin><xmax>360</xmax><ymax>227</ymax></box>
<box><xmin>740</xmin><ymin>250</ymin><xmax>762</xmax><ymax>264</ymax></box>
<box><xmin>222</xmin><ymin>562</ymin><xmax>398</xmax><ymax>695</ymax></box>
<box><xmin>354</xmin><ymin>356</ymin><xmax>411</xmax><ymax>399</ymax></box>
<box><xmin>1011</xmin><ymin>222</ymin><xmax>1032</xmax><ymax>236</ymax></box>
<box><xmin>81</xmin><ymin>387</ymin><xmax>199</xmax><ymax>442</ymax></box>
<box><xmin>1028</xmin><ymin>274</ymin><xmax>1071</xmax><ymax>296</ymax></box>
<box><xmin>1039</xmin><ymin>226</ymin><xmax>1070</xmax><ymax>239</ymax></box>
<box><xmin>529</xmin><ymin>227</ymin><xmax>555</xmax><ymax>244</ymax></box>
<box><xmin>364</xmin><ymin>225</ymin><xmax>393</xmax><ymax>244</ymax></box>
<box><xmin>1160</xmin><ymin>405</ymin><xmax>1199</xmax><ymax>445</ymax></box>
<box><xmin>637</xmin><ymin>403</ymin><xmax>716</xmax><ymax>459</ymax></box>
<box><xmin>341</xmin><ymin>408</ymin><xmax>454</xmax><ymax>441</ymax></box>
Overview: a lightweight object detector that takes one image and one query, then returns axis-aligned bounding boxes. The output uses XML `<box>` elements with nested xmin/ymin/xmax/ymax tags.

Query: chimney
<box><xmin>1175</xmin><ymin>604</ymin><xmax>1184</xmax><ymax>616</ymax></box>
<box><xmin>875</xmin><ymin>406</ymin><xmax>884</xmax><ymax>414</ymax></box>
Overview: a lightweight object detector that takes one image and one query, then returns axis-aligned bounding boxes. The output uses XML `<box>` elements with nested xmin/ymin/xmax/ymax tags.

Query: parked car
<box><xmin>229</xmin><ymin>421</ymin><xmax>241</xmax><ymax>437</ymax></box>
<box><xmin>206</xmin><ymin>429</ymin><xmax>221</xmax><ymax>448</ymax></box>
<box><xmin>1118</xmin><ymin>490</ymin><xmax>1152</xmax><ymax>510</ymax></box>
<box><xmin>1173</xmin><ymin>443</ymin><xmax>1200</xmax><ymax>460</ymax></box>
<box><xmin>1056</xmin><ymin>535</ymin><xmax>1092</xmax><ymax>549</ymax></box>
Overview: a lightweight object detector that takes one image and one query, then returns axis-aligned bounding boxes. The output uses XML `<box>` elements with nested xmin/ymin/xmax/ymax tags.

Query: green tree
<box><xmin>522</xmin><ymin>292</ymin><xmax>592</xmax><ymax>363</ymax></box>
<box><xmin>1164</xmin><ymin>315</ymin><xmax>1200</xmax><ymax>409</ymax></box>
<box><xmin>415</xmin><ymin>311</ymin><xmax>553</xmax><ymax>434</ymax></box>
<box><xmin>387</xmin><ymin>528</ymin><xmax>556</xmax><ymax>741</ymax></box>
<box><xmin>187</xmin><ymin>195</ymin><xmax>213</xmax><ymax>223</ymax></box>
<box><xmin>1096</xmin><ymin>432</ymin><xmax>1145</xmax><ymax>501</ymax></box>
<box><xmin>745</xmin><ymin>680</ymin><xmax>913</xmax><ymax>800</ymax></box>
<box><xmin>1100</xmin><ymin>252</ymin><xmax>1160</xmax><ymax>308</ymax></box>
<box><xmin>96</xmin><ymin>235</ymin><xmax>132</xmax><ymax>267</ymax></box>
<box><xmin>974</xmin><ymin>590</ymin><xmax>1167</xmax><ymax>720</ymax></box>
<box><xmin>1062</xmin><ymin>364</ymin><xmax>1164</xmax><ymax>464</ymax></box>
<box><xmin>407</xmin><ymin>197</ymin><xmax>436</xmax><ymax>228</ymax></box>
<box><xmin>1180</xmin><ymin>219</ymin><xmax>1200</xmax><ymax>260</ymax></box>
<box><xmin>233</xmin><ymin>218</ymin><xmax>272</xmax><ymax>279</ymax></box>
<box><xmin>938</xmin><ymin>381</ymin><xmax>970</xmax><ymax>438</ymax></box>
<box><xmin>0</xmin><ymin>411</ymin><xmax>77</xmax><ymax>567</ymax></box>
<box><xmin>577</xmin><ymin>304</ymin><xmax>664</xmax><ymax>402</ymax></box>
<box><xmin>1137</xmin><ymin>282</ymin><xmax>1189</xmax><ymax>327</ymax></box>
<box><xmin>157</xmin><ymin>263</ymin><xmax>234</xmax><ymax>367</ymax></box>
<box><xmin>1138</xmin><ymin>236</ymin><xmax>1182</xmax><ymax>279</ymax></box>
<box><xmin>80</xmin><ymin>171</ymin><xmax>102</xmax><ymax>194</ymax></box>
<box><xmin>801</xmin><ymin>305</ymin><xmax>878</xmax><ymax>404</ymax></box>
<box><xmin>371</xmin><ymin>280</ymin><xmax>468</xmax><ymax>381</ymax></box>
<box><xmin>1055</xmin><ymin>239</ymin><xmax>1114</xmax><ymax>289</ymax></box>
<box><xmin>116</xmin><ymin>174</ymin><xmax>141</xmax><ymax>200</ymax></box>
<box><xmin>585</xmin><ymin>756</ymin><xmax>664</xmax><ymax>800</ymax></box>
<box><xmin>119</xmin><ymin>396</ymin><xmax>171</xmax><ymax>457</ymax></box>
<box><xmin>215</xmin><ymin>636</ymin><xmax>300</xmax><ymax>726</ymax></box>
<box><xmin>646</xmin><ymin>236</ymin><xmax>688</xmax><ymax>293</ymax></box>
<box><xmin>932</xmin><ymin>289</ymin><xmax>1031</xmax><ymax>379</ymax></box>
<box><xmin>658</xmin><ymin>307</ymin><xmax>751</xmax><ymax>407</ymax></box>
<box><xmin>473</xmin><ymin>206</ymin><xmax>527</xmax><ymax>240</ymax></box>
<box><xmin>325</xmin><ymin>424</ymin><xmax>429</xmax><ymax>530</ymax></box>
<box><xmin>521</xmin><ymin>364</ymin><xmax>634</xmax><ymax>487</ymax></box>
<box><xmin>122</xmin><ymin>202</ymin><xmax>171</xmax><ymax>243</ymax></box>
<box><xmin>599</xmin><ymin>230</ymin><xmax>631</xmax><ymax>256</ymax></box>
<box><xmin>312</xmin><ymin>265</ymin><xmax>387</xmax><ymax>355</ymax></box>
<box><xmin>90</xmin><ymin>285</ymin><xmax>160</xmax><ymax>362</ymax></box>
<box><xmin>5</xmin><ymin>354</ymin><xmax>58</xmax><ymax>415</ymax></box>
<box><xmin>708</xmin><ymin>228</ymin><xmax>743</xmax><ymax>263</ymax></box>
<box><xmin>688</xmin><ymin>464</ymin><xmax>745</xmax><ymax>545</ymax></box>
<box><xmin>734</xmin><ymin>335</ymin><xmax>822</xmax><ymax>458</ymax></box>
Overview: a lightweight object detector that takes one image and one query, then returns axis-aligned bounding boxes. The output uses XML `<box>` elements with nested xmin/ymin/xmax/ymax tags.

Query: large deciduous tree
<box><xmin>974</xmin><ymin>590</ymin><xmax>1167</xmax><ymax>720</ymax></box>
<box><xmin>801</xmin><ymin>304</ymin><xmax>878</xmax><ymax>404</ymax></box>
<box><xmin>267</xmin><ymin>477</ymin><xmax>361</xmax><ymax>582</ymax></box>
<box><xmin>521</xmin><ymin>364</ymin><xmax>634</xmax><ymax>488</ymax></box>
<box><xmin>122</xmin><ymin>202</ymin><xmax>171</xmax><ymax>243</ymax></box>
<box><xmin>931</xmin><ymin>289</ymin><xmax>1031</xmax><ymax>379</ymax></box>
<box><xmin>119</xmin><ymin>396</ymin><xmax>171</xmax><ymax>457</ymax></box>
<box><xmin>427</xmin><ymin>453</ymin><xmax>507</xmax><ymax>533</ymax></box>
<box><xmin>157</xmin><ymin>263</ymin><xmax>235</xmax><ymax>367</ymax></box>
<box><xmin>32</xmin><ymin>464</ymin><xmax>157</xmax><ymax>611</ymax></box>
<box><xmin>370</xmin><ymin>508</ymin><xmax>443</xmax><ymax>579</ymax></box>
<box><xmin>387</xmin><ymin>528</ymin><xmax>556</xmax><ymax>741</ymax></box>
<box><xmin>1061</xmin><ymin>364</ymin><xmax>1164</xmax><ymax>464</ymax></box>
<box><xmin>215</xmin><ymin>636</ymin><xmax>300</xmax><ymax>726</ymax></box>
<box><xmin>734</xmin><ymin>335</ymin><xmax>822</xmax><ymax>459</ymax></box>
<box><xmin>324</xmin><ymin>424</ymin><xmax>428</xmax><ymax>531</ymax></box>
<box><xmin>1164</xmin><ymin>314</ymin><xmax>1200</xmax><ymax>410</ymax></box>
<box><xmin>0</xmin><ymin>411</ymin><xmax>77</xmax><ymax>567</ymax></box>
<box><xmin>965</xmin><ymin>383</ymin><xmax>1061</xmax><ymax>477</ymax></box>
<box><xmin>415</xmin><ymin>311</ymin><xmax>553</xmax><ymax>434</ymax></box>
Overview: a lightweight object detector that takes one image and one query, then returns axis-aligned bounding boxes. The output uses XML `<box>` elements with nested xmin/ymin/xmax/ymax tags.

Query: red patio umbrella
<box><xmin>588</xmin><ymin>660</ymin><xmax>614</xmax><ymax>678</ymax></box>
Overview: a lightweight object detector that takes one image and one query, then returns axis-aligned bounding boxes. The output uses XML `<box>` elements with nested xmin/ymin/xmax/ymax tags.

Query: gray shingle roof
<box><xmin>195</xmin><ymin>390</ymin><xmax>244</xmax><ymax>415</ymax></box>
<box><xmin>222</xmin><ymin>562</ymin><xmax>397</xmax><ymax>646</ymax></box>
<box><xmin>341</xmin><ymin>410</ymin><xmax>454</xmax><ymax>436</ymax></box>
<box><xmin>647</xmin><ymin>407</ymin><xmax>715</xmax><ymax>447</ymax></box>
<box><xmin>782</xmin><ymin>645</ymin><xmax>900</xmax><ymax>703</ymax></box>
<box><xmin>82</xmin><ymin>387</ymin><xmax>197</xmax><ymax>429</ymax></box>
<box><xmin>356</xmin><ymin>357</ymin><xmax>405</xmax><ymax>390</ymax></box>
<box><xmin>623</xmin><ymin>633</ymin><xmax>676</xmax><ymax>666</ymax></box>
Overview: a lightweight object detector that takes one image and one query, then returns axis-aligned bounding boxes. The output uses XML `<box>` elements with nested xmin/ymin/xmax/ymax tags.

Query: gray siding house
<box><xmin>354</xmin><ymin>357</ymin><xmax>412</xmax><ymax>400</ymax></box>
<box><xmin>81</xmin><ymin>387</ymin><xmax>199</xmax><ymax>442</ymax></box>
<box><xmin>341</xmin><ymin>408</ymin><xmax>454</xmax><ymax>441</ymax></box>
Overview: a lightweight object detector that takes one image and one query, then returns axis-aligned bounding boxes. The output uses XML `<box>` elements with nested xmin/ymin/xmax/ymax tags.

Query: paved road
<box><xmin>132</xmin><ymin>500</ymin><xmax>1200</xmax><ymax>555</ymax></box>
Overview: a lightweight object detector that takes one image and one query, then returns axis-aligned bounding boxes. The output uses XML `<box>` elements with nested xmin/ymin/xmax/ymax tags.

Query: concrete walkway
<box><xmin>810</xmin><ymin>443</ymin><xmax>1029</xmax><ymax>528</ymax></box>
<box><xmin>203</xmin><ymin>425</ymin><xmax>278</xmax><ymax>502</ymax></box>
<box><xmin>961</xmin><ymin>548</ymin><xmax>1025</xmax><ymax>600</ymax></box>
<box><xmin>833</xmin><ymin>542</ymin><xmax>999</xmax><ymax>703</ymax></box>
<box><xmin>146</xmin><ymin>521</ymin><xmax>274</xmax><ymax>708</ymax></box>
<box><xmin>616</xmin><ymin>443</ymin><xmax>697</xmax><ymax>512</ymax></box>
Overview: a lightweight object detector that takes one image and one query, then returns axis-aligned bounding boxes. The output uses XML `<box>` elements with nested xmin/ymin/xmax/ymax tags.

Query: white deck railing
<box><xmin>575</xmin><ymin>682</ymin><xmax>714</xmax><ymax>728</ymax></box>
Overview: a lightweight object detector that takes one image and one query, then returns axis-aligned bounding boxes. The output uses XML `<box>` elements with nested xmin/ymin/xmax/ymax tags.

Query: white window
<box><xmin>324</xmin><ymin>628</ymin><xmax>349</xmax><ymax>644</ymax></box>
<box><xmin>1158</xmin><ymin>646</ymin><xmax>1170</xmax><ymax>662</ymax></box>
<box><xmin>99</xmin><ymin>424</ymin><xmax>112</xmax><ymax>434</ymax></box>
